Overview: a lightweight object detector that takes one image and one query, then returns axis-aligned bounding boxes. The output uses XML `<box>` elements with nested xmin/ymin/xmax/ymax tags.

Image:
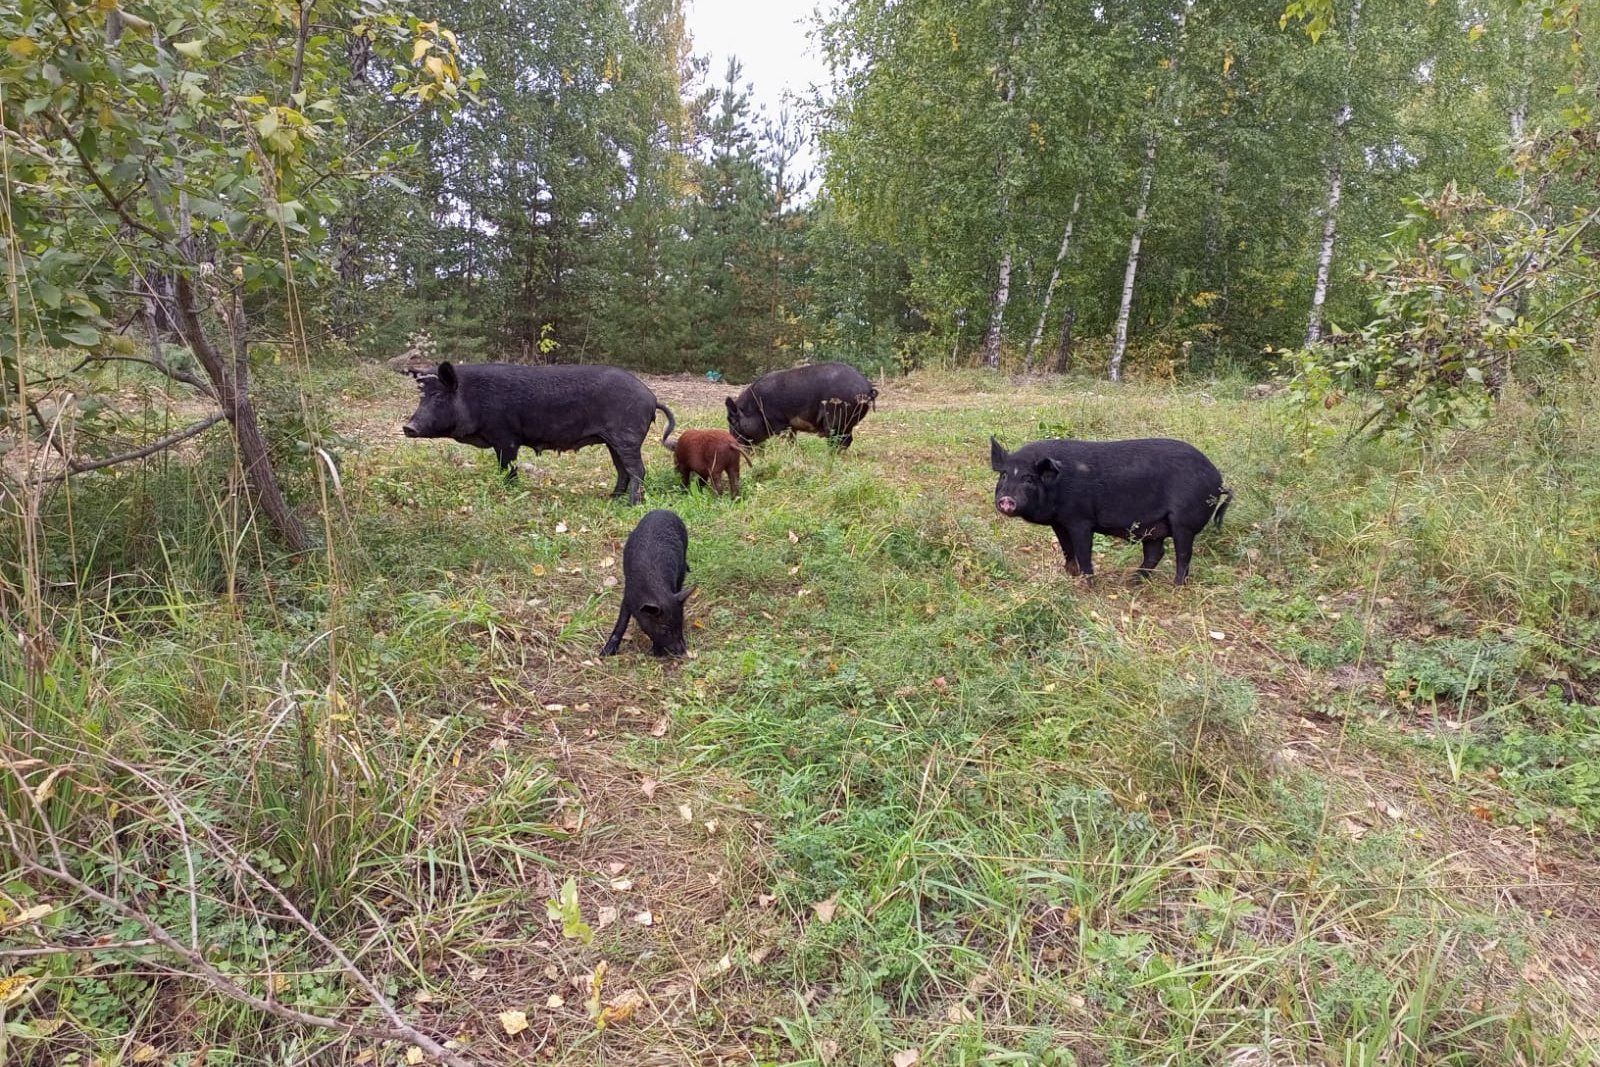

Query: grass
<box><xmin>1</xmin><ymin>359</ymin><xmax>1598</xmax><ymax>1065</ymax></box>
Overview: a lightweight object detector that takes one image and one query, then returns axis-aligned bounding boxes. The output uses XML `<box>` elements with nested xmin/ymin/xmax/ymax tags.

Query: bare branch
<box><xmin>31</xmin><ymin>413</ymin><xmax>226</xmax><ymax>484</ymax></box>
<box><xmin>0</xmin><ymin>939</ymin><xmax>157</xmax><ymax>958</ymax></box>
<box><xmin>71</xmin><ymin>353</ymin><xmax>218</xmax><ymax>399</ymax></box>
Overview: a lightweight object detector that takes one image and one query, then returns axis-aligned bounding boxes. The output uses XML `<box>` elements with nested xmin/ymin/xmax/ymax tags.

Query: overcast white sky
<box><xmin>684</xmin><ymin>0</ymin><xmax>831</xmax><ymax>122</ymax></box>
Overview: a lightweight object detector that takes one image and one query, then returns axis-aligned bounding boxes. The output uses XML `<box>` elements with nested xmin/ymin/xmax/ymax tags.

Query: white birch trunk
<box><xmin>1304</xmin><ymin>157</ymin><xmax>1344</xmax><ymax>346</ymax></box>
<box><xmin>1110</xmin><ymin>139</ymin><xmax>1156</xmax><ymax>383</ymax></box>
<box><xmin>1024</xmin><ymin>191</ymin><xmax>1081</xmax><ymax>371</ymax></box>
<box><xmin>983</xmin><ymin>244</ymin><xmax>1013</xmax><ymax>368</ymax></box>
<box><xmin>1109</xmin><ymin>0</ymin><xmax>1189</xmax><ymax>382</ymax></box>
<box><xmin>1304</xmin><ymin>0</ymin><xmax>1362</xmax><ymax>346</ymax></box>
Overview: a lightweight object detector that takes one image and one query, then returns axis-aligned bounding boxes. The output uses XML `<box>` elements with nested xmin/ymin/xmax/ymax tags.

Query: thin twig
<box><xmin>31</xmin><ymin>413</ymin><xmax>225</xmax><ymax>484</ymax></box>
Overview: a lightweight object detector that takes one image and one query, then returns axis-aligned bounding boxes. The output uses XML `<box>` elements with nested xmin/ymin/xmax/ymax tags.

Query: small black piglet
<box><xmin>601</xmin><ymin>509</ymin><xmax>696</xmax><ymax>658</ymax></box>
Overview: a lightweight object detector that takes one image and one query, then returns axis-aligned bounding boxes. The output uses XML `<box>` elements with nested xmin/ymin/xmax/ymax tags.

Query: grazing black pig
<box><xmin>402</xmin><ymin>361</ymin><xmax>675</xmax><ymax>504</ymax></box>
<box><xmin>990</xmin><ymin>436</ymin><xmax>1231</xmax><ymax>585</ymax></box>
<box><xmin>725</xmin><ymin>362</ymin><xmax>877</xmax><ymax>450</ymax></box>
<box><xmin>601</xmin><ymin>509</ymin><xmax>696</xmax><ymax>657</ymax></box>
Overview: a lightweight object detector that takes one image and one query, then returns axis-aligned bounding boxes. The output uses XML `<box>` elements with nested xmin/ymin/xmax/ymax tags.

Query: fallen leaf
<box><xmin>678</xmin><ymin>802</ymin><xmax>694</xmax><ymax>822</ymax></box>
<box><xmin>650</xmin><ymin>716</ymin><xmax>670</xmax><ymax>738</ymax></box>
<box><xmin>532</xmin><ymin>564</ymin><xmax>546</xmax><ymax>576</ymax></box>
<box><xmin>405</xmin><ymin>1050</ymin><xmax>425</xmax><ymax>1066</ymax></box>
<box><xmin>0</xmin><ymin>974</ymin><xmax>36</xmax><ymax>1005</ymax></box>
<box><xmin>4</xmin><ymin>903</ymin><xmax>52</xmax><ymax>928</ymax></box>
<box><xmin>599</xmin><ymin>989</ymin><xmax>646</xmax><ymax>1028</ymax></box>
<box><xmin>546</xmin><ymin>994</ymin><xmax>565</xmax><ymax>1008</ymax></box>
<box><xmin>946</xmin><ymin>1002</ymin><xmax>976</xmax><ymax>1023</ymax></box>
<box><xmin>818</xmin><ymin>1037</ymin><xmax>841</xmax><ymax>1063</ymax></box>
<box><xmin>788</xmin><ymin>530</ymin><xmax>799</xmax><ymax>543</ymax></box>
<box><xmin>413</xmin><ymin>989</ymin><xmax>437</xmax><ymax>1004</ymax></box>
<box><xmin>499</xmin><ymin>1009</ymin><xmax>530</xmax><ymax>1036</ymax></box>
<box><xmin>933</xmin><ymin>677</ymin><xmax>949</xmax><ymax>690</ymax></box>
<box><xmin>555</xmin><ymin>521</ymin><xmax>568</xmax><ymax>533</ymax></box>
<box><xmin>756</xmin><ymin>893</ymin><xmax>777</xmax><ymax>908</ymax></box>
<box><xmin>1209</xmin><ymin>630</ymin><xmax>1226</xmax><ymax>641</ymax></box>
<box><xmin>1471</xmin><ymin>805</ymin><xmax>1496</xmax><ymax>822</ymax></box>
<box><xmin>749</xmin><ymin>944</ymin><xmax>773</xmax><ymax>965</ymax></box>
<box><xmin>632</xmin><ymin>910</ymin><xmax>656</xmax><ymax>926</ymax></box>
<box><xmin>353</xmin><ymin>1051</ymin><xmax>375</xmax><ymax>1065</ymax></box>
<box><xmin>543</xmin><ymin>964</ymin><xmax>560</xmax><ymax>981</ymax></box>
<box><xmin>704</xmin><ymin>818</ymin><xmax>719</xmax><ymax>834</ymax></box>
<box><xmin>132</xmin><ymin>1047</ymin><xmax>160</xmax><ymax>1064</ymax></box>
<box><xmin>606</xmin><ymin>861</ymin><xmax>628</xmax><ymax>875</ymax></box>
<box><xmin>603</xmin><ymin>576</ymin><xmax>618</xmax><ymax>587</ymax></box>
<box><xmin>812</xmin><ymin>897</ymin><xmax>838</xmax><ymax>923</ymax></box>
<box><xmin>892</xmin><ymin>1049</ymin><xmax>921</xmax><ymax>1067</ymax></box>
<box><xmin>596</xmin><ymin>906</ymin><xmax>619</xmax><ymax>928</ymax></box>
<box><xmin>640</xmin><ymin>777</ymin><xmax>659</xmax><ymax>798</ymax></box>
<box><xmin>610</xmin><ymin>878</ymin><xmax>634</xmax><ymax>891</ymax></box>
<box><xmin>600</xmin><ymin>556</ymin><xmax>616</xmax><ymax>568</ymax></box>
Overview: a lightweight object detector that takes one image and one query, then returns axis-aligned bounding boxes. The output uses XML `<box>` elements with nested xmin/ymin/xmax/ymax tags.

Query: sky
<box><xmin>683</xmin><ymin>0</ymin><xmax>831</xmax><ymax>124</ymax></box>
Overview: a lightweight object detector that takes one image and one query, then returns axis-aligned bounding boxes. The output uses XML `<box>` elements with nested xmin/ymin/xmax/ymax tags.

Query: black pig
<box><xmin>725</xmin><ymin>362</ymin><xmax>877</xmax><ymax>450</ymax></box>
<box><xmin>601</xmin><ymin>509</ymin><xmax>696</xmax><ymax>657</ymax></box>
<box><xmin>990</xmin><ymin>436</ymin><xmax>1231</xmax><ymax>585</ymax></box>
<box><xmin>402</xmin><ymin>361</ymin><xmax>675</xmax><ymax>504</ymax></box>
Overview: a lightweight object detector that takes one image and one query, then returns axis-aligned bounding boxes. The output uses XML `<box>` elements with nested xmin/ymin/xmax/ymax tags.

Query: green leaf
<box><xmin>172</xmin><ymin>39</ymin><xmax>205</xmax><ymax>59</ymax></box>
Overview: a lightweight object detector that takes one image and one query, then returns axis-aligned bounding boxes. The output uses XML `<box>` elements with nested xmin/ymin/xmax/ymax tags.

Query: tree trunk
<box><xmin>1052</xmin><ymin>305</ymin><xmax>1076</xmax><ymax>373</ymax></box>
<box><xmin>1304</xmin><ymin>156</ymin><xmax>1344</xmax><ymax>346</ymax></box>
<box><xmin>1024</xmin><ymin>191</ymin><xmax>1081</xmax><ymax>372</ymax></box>
<box><xmin>174</xmin><ymin>275</ymin><xmax>312</xmax><ymax>554</ymax></box>
<box><xmin>1110</xmin><ymin>137</ymin><xmax>1157</xmax><ymax>383</ymax></box>
<box><xmin>982</xmin><ymin>243</ymin><xmax>1013</xmax><ymax>369</ymax></box>
<box><xmin>1304</xmin><ymin>0</ymin><xmax>1362</xmax><ymax>347</ymax></box>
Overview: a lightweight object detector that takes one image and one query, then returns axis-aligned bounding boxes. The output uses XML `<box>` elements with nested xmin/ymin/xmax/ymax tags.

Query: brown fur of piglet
<box><xmin>663</xmin><ymin>429</ymin><xmax>749</xmax><ymax>497</ymax></box>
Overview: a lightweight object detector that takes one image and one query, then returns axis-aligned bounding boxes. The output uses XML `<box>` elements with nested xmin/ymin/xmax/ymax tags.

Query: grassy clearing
<box><xmin>2</xmin><ymin>361</ymin><xmax>1598</xmax><ymax>1065</ymax></box>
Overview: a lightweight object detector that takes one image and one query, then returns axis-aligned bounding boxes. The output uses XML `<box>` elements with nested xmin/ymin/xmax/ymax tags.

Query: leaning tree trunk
<box><xmin>1110</xmin><ymin>138</ymin><xmax>1157</xmax><ymax>384</ymax></box>
<box><xmin>1024</xmin><ymin>191</ymin><xmax>1082</xmax><ymax>372</ymax></box>
<box><xmin>1304</xmin><ymin>155</ymin><xmax>1345</xmax><ymax>346</ymax></box>
<box><xmin>1052</xmin><ymin>306</ymin><xmax>1076</xmax><ymax>373</ymax></box>
<box><xmin>174</xmin><ymin>275</ymin><xmax>311</xmax><ymax>553</ymax></box>
<box><xmin>1304</xmin><ymin>0</ymin><xmax>1362</xmax><ymax>347</ymax></box>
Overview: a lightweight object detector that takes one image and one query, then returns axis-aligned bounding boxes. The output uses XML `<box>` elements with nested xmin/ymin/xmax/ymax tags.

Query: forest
<box><xmin>2</xmin><ymin>0</ymin><xmax>1598</xmax><ymax>1064</ymax></box>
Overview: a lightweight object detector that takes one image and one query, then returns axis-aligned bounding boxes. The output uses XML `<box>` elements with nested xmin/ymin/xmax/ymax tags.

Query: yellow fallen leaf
<box><xmin>0</xmin><ymin>974</ymin><xmax>36</xmax><ymax>1005</ymax></box>
<box><xmin>4</xmin><ymin>903</ymin><xmax>52</xmax><ymax>928</ymax></box>
<box><xmin>353</xmin><ymin>1051</ymin><xmax>375</xmax><ymax>1065</ymax></box>
<box><xmin>405</xmin><ymin>1048</ymin><xmax>425</xmax><ymax>1065</ymax></box>
<box><xmin>499</xmin><ymin>1009</ymin><xmax>529</xmax><ymax>1036</ymax></box>
<box><xmin>546</xmin><ymin>994</ymin><xmax>565</xmax><ymax>1008</ymax></box>
<box><xmin>812</xmin><ymin>897</ymin><xmax>838</xmax><ymax>923</ymax></box>
<box><xmin>532</xmin><ymin>564</ymin><xmax>546</xmax><ymax>576</ymax></box>
<box><xmin>598</xmin><ymin>989</ymin><xmax>646</xmax><ymax>1028</ymax></box>
<box><xmin>131</xmin><ymin>1046</ymin><xmax>159</xmax><ymax>1064</ymax></box>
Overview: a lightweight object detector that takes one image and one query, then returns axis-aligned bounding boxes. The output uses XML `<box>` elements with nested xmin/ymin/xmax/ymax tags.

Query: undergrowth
<box><xmin>1</xmin><ymin>363</ymin><xmax>1596</xmax><ymax>1064</ymax></box>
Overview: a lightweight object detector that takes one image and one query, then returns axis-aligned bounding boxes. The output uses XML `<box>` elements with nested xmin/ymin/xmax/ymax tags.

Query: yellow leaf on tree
<box><xmin>499</xmin><ymin>1009</ymin><xmax>529</xmax><ymax>1036</ymax></box>
<box><xmin>413</xmin><ymin>38</ymin><xmax>433</xmax><ymax>62</ymax></box>
<box><xmin>7</xmin><ymin>37</ymin><xmax>40</xmax><ymax>59</ymax></box>
<box><xmin>424</xmin><ymin>55</ymin><xmax>445</xmax><ymax>80</ymax></box>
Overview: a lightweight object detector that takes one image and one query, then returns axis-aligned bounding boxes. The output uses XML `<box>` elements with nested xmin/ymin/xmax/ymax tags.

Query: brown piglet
<box><xmin>663</xmin><ymin>429</ymin><xmax>749</xmax><ymax>497</ymax></box>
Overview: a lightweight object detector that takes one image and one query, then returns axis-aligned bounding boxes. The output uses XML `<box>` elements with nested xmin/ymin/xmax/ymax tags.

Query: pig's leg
<box><xmin>1171</xmin><ymin>527</ymin><xmax>1196</xmax><ymax>586</ymax></box>
<box><xmin>494</xmin><ymin>444</ymin><xmax>519</xmax><ymax>481</ymax></box>
<box><xmin>600</xmin><ymin>604</ymin><xmax>631</xmax><ymax>656</ymax></box>
<box><xmin>1138</xmin><ymin>538</ymin><xmax>1166</xmax><ymax>578</ymax></box>
<box><xmin>1060</xmin><ymin>522</ymin><xmax>1095</xmax><ymax>577</ymax></box>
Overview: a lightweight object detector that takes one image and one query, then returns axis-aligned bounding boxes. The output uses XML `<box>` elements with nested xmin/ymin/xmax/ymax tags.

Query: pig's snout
<box><xmin>402</xmin><ymin>423</ymin><xmax>420</xmax><ymax>438</ymax></box>
<box><xmin>997</xmin><ymin>496</ymin><xmax>1018</xmax><ymax>515</ymax></box>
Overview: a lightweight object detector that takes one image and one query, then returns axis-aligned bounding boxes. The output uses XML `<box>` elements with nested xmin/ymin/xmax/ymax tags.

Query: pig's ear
<box><xmin>1035</xmin><ymin>456</ymin><xmax>1062</xmax><ymax>482</ymax></box>
<box><xmin>676</xmin><ymin>584</ymin><xmax>697</xmax><ymax>604</ymax></box>
<box><xmin>725</xmin><ymin>397</ymin><xmax>738</xmax><ymax>416</ymax></box>
<box><xmin>638</xmin><ymin>602</ymin><xmax>662</xmax><ymax>617</ymax></box>
<box><xmin>437</xmin><ymin>361</ymin><xmax>458</xmax><ymax>391</ymax></box>
<box><xmin>990</xmin><ymin>436</ymin><xmax>1008</xmax><ymax>472</ymax></box>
